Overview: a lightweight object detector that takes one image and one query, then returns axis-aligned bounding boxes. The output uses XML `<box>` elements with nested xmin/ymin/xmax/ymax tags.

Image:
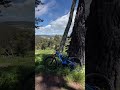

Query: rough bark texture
<box><xmin>68</xmin><ymin>0</ymin><xmax>85</xmax><ymax>65</ymax></box>
<box><xmin>59</xmin><ymin>0</ymin><xmax>77</xmax><ymax>52</ymax></box>
<box><xmin>85</xmin><ymin>0</ymin><xmax>120</xmax><ymax>90</ymax></box>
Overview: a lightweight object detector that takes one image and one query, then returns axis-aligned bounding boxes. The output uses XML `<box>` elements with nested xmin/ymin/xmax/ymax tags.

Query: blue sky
<box><xmin>35</xmin><ymin>0</ymin><xmax>77</xmax><ymax>35</ymax></box>
<box><xmin>36</xmin><ymin>0</ymin><xmax>72</xmax><ymax>26</ymax></box>
<box><xmin>0</xmin><ymin>0</ymin><xmax>34</xmax><ymax>22</ymax></box>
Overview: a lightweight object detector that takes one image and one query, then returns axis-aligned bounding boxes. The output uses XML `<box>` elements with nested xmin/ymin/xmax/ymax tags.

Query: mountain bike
<box><xmin>86</xmin><ymin>73</ymin><xmax>112</xmax><ymax>90</ymax></box>
<box><xmin>44</xmin><ymin>50</ymin><xmax>82</xmax><ymax>70</ymax></box>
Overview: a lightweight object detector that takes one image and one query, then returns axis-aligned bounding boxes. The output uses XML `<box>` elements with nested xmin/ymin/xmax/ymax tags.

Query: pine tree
<box><xmin>68</xmin><ymin>0</ymin><xmax>85</xmax><ymax>65</ymax></box>
<box><xmin>85</xmin><ymin>0</ymin><xmax>120</xmax><ymax>89</ymax></box>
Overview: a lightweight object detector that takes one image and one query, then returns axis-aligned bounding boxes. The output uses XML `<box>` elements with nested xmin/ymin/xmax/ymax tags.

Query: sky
<box><xmin>35</xmin><ymin>0</ymin><xmax>77</xmax><ymax>35</ymax></box>
<box><xmin>0</xmin><ymin>0</ymin><xmax>34</xmax><ymax>22</ymax></box>
<box><xmin>0</xmin><ymin>0</ymin><xmax>92</xmax><ymax>35</ymax></box>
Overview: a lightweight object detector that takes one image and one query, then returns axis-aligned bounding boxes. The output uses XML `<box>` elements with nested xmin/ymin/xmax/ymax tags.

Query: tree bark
<box><xmin>68</xmin><ymin>0</ymin><xmax>85</xmax><ymax>65</ymax></box>
<box><xmin>85</xmin><ymin>0</ymin><xmax>120</xmax><ymax>90</ymax></box>
<box><xmin>59</xmin><ymin>0</ymin><xmax>77</xmax><ymax>52</ymax></box>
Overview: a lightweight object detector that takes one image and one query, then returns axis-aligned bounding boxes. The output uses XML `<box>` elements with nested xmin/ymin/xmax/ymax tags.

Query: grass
<box><xmin>35</xmin><ymin>49</ymin><xmax>85</xmax><ymax>86</ymax></box>
<box><xmin>0</xmin><ymin>56</ymin><xmax>34</xmax><ymax>90</ymax></box>
<box><xmin>66</xmin><ymin>66</ymin><xmax>85</xmax><ymax>84</ymax></box>
<box><xmin>35</xmin><ymin>49</ymin><xmax>55</xmax><ymax>67</ymax></box>
<box><xmin>0</xmin><ymin>57</ymin><xmax>34</xmax><ymax>66</ymax></box>
<box><xmin>0</xmin><ymin>49</ymin><xmax>85</xmax><ymax>89</ymax></box>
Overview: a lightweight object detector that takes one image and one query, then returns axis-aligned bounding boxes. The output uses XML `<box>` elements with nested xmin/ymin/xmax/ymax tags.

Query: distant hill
<box><xmin>35</xmin><ymin>35</ymin><xmax>62</xmax><ymax>39</ymax></box>
<box><xmin>0</xmin><ymin>21</ymin><xmax>34</xmax><ymax>29</ymax></box>
<box><xmin>0</xmin><ymin>21</ymin><xmax>34</xmax><ymax>33</ymax></box>
<box><xmin>0</xmin><ymin>21</ymin><xmax>34</xmax><ymax>43</ymax></box>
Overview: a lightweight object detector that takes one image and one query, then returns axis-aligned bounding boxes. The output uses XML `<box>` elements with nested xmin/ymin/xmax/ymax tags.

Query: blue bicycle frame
<box><xmin>55</xmin><ymin>51</ymin><xmax>75</xmax><ymax>66</ymax></box>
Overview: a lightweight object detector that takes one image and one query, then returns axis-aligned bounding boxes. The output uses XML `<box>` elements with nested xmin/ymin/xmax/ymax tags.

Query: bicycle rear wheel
<box><xmin>44</xmin><ymin>56</ymin><xmax>58</xmax><ymax>70</ymax></box>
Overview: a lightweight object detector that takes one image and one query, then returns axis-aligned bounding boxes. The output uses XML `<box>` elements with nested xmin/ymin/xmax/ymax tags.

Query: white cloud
<box><xmin>36</xmin><ymin>10</ymin><xmax>76</xmax><ymax>35</ymax></box>
<box><xmin>35</xmin><ymin>0</ymin><xmax>56</xmax><ymax>17</ymax></box>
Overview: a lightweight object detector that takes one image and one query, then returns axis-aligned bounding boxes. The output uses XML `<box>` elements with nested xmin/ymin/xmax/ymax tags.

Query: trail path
<box><xmin>35</xmin><ymin>74</ymin><xmax>84</xmax><ymax>90</ymax></box>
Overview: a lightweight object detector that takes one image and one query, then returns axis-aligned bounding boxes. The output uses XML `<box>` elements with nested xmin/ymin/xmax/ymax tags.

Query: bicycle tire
<box><xmin>44</xmin><ymin>56</ymin><xmax>58</xmax><ymax>70</ymax></box>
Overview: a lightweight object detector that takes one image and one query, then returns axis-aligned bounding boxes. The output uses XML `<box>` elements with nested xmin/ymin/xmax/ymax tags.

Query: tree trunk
<box><xmin>68</xmin><ymin>0</ymin><xmax>85</xmax><ymax>65</ymax></box>
<box><xmin>85</xmin><ymin>0</ymin><xmax>120</xmax><ymax>90</ymax></box>
<box><xmin>59</xmin><ymin>0</ymin><xmax>77</xmax><ymax>52</ymax></box>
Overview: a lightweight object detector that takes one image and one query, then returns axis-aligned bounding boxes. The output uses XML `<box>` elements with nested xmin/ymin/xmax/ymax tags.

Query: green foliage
<box><xmin>0</xmin><ymin>30</ymin><xmax>34</xmax><ymax>57</ymax></box>
<box><xmin>0</xmin><ymin>71</ymin><xmax>18</xmax><ymax>89</ymax></box>
<box><xmin>66</xmin><ymin>66</ymin><xmax>85</xmax><ymax>84</ymax></box>
<box><xmin>0</xmin><ymin>48</ymin><xmax>5</xmax><ymax>55</ymax></box>
<box><xmin>12</xmin><ymin>31</ymin><xmax>34</xmax><ymax>56</ymax></box>
<box><xmin>35</xmin><ymin>35</ymin><xmax>70</xmax><ymax>52</ymax></box>
<box><xmin>35</xmin><ymin>35</ymin><xmax>62</xmax><ymax>50</ymax></box>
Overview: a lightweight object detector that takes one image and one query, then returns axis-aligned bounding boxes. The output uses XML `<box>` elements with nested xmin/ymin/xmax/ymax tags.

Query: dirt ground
<box><xmin>35</xmin><ymin>74</ymin><xmax>84</xmax><ymax>90</ymax></box>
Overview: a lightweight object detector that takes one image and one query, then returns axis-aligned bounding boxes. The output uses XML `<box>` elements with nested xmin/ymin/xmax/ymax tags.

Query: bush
<box><xmin>0</xmin><ymin>69</ymin><xmax>18</xmax><ymax>89</ymax></box>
